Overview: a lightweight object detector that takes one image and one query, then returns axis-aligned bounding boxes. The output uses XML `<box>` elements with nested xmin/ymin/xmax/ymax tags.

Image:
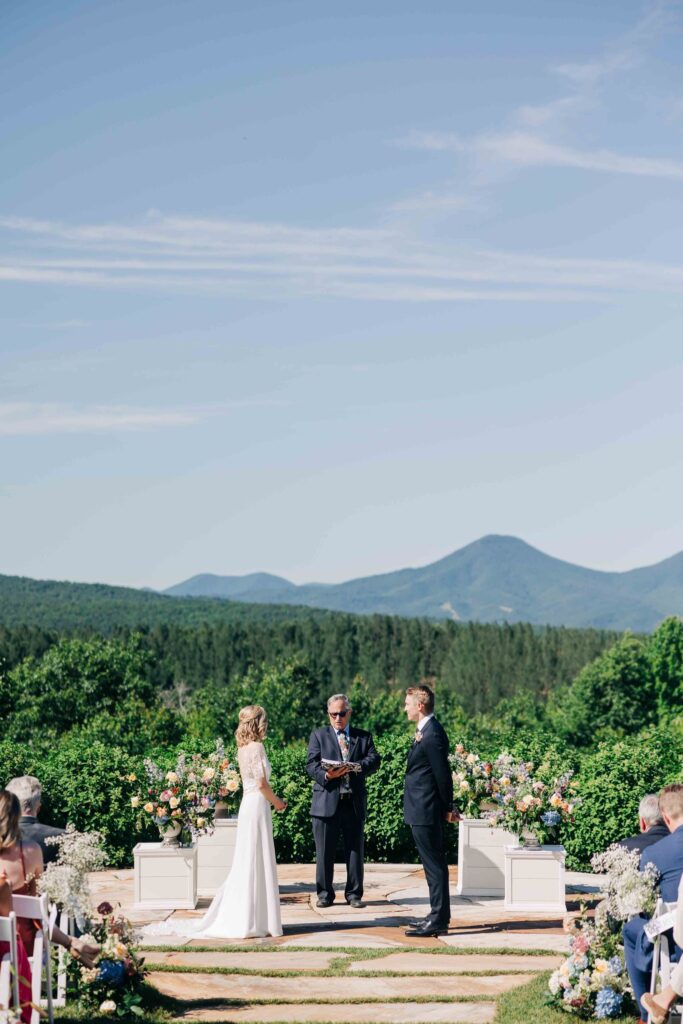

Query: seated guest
<box><xmin>619</xmin><ymin>793</ymin><xmax>669</xmax><ymax>854</ymax></box>
<box><xmin>0</xmin><ymin>874</ymin><xmax>33</xmax><ymax>1023</ymax></box>
<box><xmin>623</xmin><ymin>783</ymin><xmax>683</xmax><ymax>1023</ymax></box>
<box><xmin>642</xmin><ymin>873</ymin><xmax>683</xmax><ymax>1023</ymax></box>
<box><xmin>0</xmin><ymin>790</ymin><xmax>98</xmax><ymax>965</ymax></box>
<box><xmin>5</xmin><ymin>776</ymin><xmax>65</xmax><ymax>865</ymax></box>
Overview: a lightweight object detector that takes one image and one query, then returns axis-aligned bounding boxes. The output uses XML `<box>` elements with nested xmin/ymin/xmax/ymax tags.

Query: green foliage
<box><xmin>562</xmin><ymin>728</ymin><xmax>683</xmax><ymax>869</ymax></box>
<box><xmin>648</xmin><ymin>616</ymin><xmax>683</xmax><ymax>716</ymax></box>
<box><xmin>4</xmin><ymin>635</ymin><xmax>157</xmax><ymax>739</ymax></box>
<box><xmin>548</xmin><ymin>633</ymin><xmax>657</xmax><ymax>746</ymax></box>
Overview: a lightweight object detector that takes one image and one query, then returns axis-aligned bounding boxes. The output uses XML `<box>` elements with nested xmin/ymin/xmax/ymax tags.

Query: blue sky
<box><xmin>2</xmin><ymin>0</ymin><xmax>683</xmax><ymax>588</ymax></box>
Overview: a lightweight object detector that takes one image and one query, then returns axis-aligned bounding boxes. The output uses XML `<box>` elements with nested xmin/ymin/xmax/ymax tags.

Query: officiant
<box><xmin>306</xmin><ymin>694</ymin><xmax>381</xmax><ymax>909</ymax></box>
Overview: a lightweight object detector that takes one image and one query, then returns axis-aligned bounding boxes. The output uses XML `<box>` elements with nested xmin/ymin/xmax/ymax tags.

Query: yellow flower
<box><xmin>459</xmin><ymin>780</ymin><xmax>470</xmax><ymax>792</ymax></box>
<box><xmin>202</xmin><ymin>768</ymin><xmax>216</xmax><ymax>782</ymax></box>
<box><xmin>196</xmin><ymin>817</ymin><xmax>206</xmax><ymax>828</ymax></box>
<box><xmin>550</xmin><ymin>794</ymin><xmax>562</xmax><ymax>808</ymax></box>
<box><xmin>126</xmin><ymin>773</ymin><xmax>137</xmax><ymax>783</ymax></box>
<box><xmin>169</xmin><ymin>797</ymin><xmax>179</xmax><ymax>809</ymax></box>
<box><xmin>226</xmin><ymin>779</ymin><xmax>239</xmax><ymax>792</ymax></box>
<box><xmin>130</xmin><ymin>796</ymin><xmax>140</xmax><ymax>808</ymax></box>
<box><xmin>171</xmin><ymin>809</ymin><xmax>182</xmax><ymax>818</ymax></box>
<box><xmin>500</xmin><ymin>776</ymin><xmax>511</xmax><ymax>787</ymax></box>
<box><xmin>522</xmin><ymin>794</ymin><xmax>534</xmax><ymax>805</ymax></box>
<box><xmin>143</xmin><ymin>802</ymin><xmax>154</xmax><ymax>814</ymax></box>
<box><xmin>166</xmin><ymin>771</ymin><xmax>179</xmax><ymax>783</ymax></box>
<box><xmin>594</xmin><ymin>959</ymin><xmax>608</xmax><ymax>973</ymax></box>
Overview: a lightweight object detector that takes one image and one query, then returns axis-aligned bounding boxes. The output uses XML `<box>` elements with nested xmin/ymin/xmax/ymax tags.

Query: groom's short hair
<box><xmin>406</xmin><ymin>684</ymin><xmax>434</xmax><ymax>714</ymax></box>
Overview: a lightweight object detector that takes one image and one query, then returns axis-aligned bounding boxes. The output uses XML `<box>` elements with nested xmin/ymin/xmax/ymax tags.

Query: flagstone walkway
<box><xmin>90</xmin><ymin>863</ymin><xmax>597</xmax><ymax>1022</ymax></box>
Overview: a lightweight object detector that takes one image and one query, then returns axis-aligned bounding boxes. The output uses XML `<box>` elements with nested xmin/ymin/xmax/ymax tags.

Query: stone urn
<box><xmin>159</xmin><ymin>821</ymin><xmax>182</xmax><ymax>847</ymax></box>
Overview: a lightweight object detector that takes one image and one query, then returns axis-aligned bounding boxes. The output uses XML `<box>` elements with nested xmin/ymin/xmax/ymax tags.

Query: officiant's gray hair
<box><xmin>327</xmin><ymin>694</ymin><xmax>351</xmax><ymax>710</ymax></box>
<box><xmin>5</xmin><ymin>775</ymin><xmax>42</xmax><ymax>816</ymax></box>
<box><xmin>639</xmin><ymin>793</ymin><xmax>663</xmax><ymax>827</ymax></box>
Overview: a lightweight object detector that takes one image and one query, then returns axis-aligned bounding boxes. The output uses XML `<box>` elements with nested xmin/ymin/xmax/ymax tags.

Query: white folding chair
<box><xmin>649</xmin><ymin>899</ymin><xmax>683</xmax><ymax>1024</ymax></box>
<box><xmin>50</xmin><ymin>907</ymin><xmax>73</xmax><ymax>1009</ymax></box>
<box><xmin>0</xmin><ymin>912</ymin><xmax>20</xmax><ymax>1016</ymax></box>
<box><xmin>12</xmin><ymin>894</ymin><xmax>54</xmax><ymax>1024</ymax></box>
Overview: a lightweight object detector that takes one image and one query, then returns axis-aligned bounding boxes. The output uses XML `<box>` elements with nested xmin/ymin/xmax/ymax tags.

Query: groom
<box><xmin>403</xmin><ymin>683</ymin><xmax>455</xmax><ymax>937</ymax></box>
<box><xmin>306</xmin><ymin>694</ymin><xmax>381</xmax><ymax>908</ymax></box>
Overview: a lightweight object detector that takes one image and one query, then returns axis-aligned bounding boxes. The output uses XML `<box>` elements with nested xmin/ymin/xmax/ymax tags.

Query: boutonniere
<box><xmin>414</xmin><ymin>730</ymin><xmax>423</xmax><ymax>743</ymax></box>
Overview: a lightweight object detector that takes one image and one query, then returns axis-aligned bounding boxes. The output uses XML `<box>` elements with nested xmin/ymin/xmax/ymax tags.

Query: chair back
<box><xmin>0</xmin><ymin>910</ymin><xmax>21</xmax><ymax>1012</ymax></box>
<box><xmin>649</xmin><ymin>899</ymin><xmax>680</xmax><ymax>1024</ymax></box>
<box><xmin>11</xmin><ymin>893</ymin><xmax>53</xmax><ymax>1024</ymax></box>
<box><xmin>12</xmin><ymin>893</ymin><xmax>49</xmax><ymax>931</ymax></box>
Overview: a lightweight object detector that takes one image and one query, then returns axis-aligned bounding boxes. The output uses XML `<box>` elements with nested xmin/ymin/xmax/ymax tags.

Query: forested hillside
<box><xmin>0</xmin><ymin>617</ymin><xmax>618</xmax><ymax>713</ymax></box>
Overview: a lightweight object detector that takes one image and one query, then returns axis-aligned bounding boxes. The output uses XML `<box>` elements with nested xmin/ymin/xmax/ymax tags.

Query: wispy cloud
<box><xmin>0</xmin><ymin>402</ymin><xmax>201</xmax><ymax>436</ymax></box>
<box><xmin>4</xmin><ymin>211</ymin><xmax>683</xmax><ymax>303</ymax></box>
<box><xmin>401</xmin><ymin>130</ymin><xmax>683</xmax><ymax>181</ymax></box>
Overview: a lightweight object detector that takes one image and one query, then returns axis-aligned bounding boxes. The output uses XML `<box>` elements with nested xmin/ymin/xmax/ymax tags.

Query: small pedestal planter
<box><xmin>504</xmin><ymin>843</ymin><xmax>566</xmax><ymax>914</ymax></box>
<box><xmin>133</xmin><ymin>842</ymin><xmax>198</xmax><ymax>910</ymax></box>
<box><xmin>196</xmin><ymin>817</ymin><xmax>239</xmax><ymax>898</ymax></box>
<box><xmin>456</xmin><ymin>818</ymin><xmax>516</xmax><ymax>897</ymax></box>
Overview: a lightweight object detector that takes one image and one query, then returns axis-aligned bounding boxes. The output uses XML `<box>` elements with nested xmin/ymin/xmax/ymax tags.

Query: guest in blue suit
<box><xmin>623</xmin><ymin>783</ymin><xmax>683</xmax><ymax>1022</ymax></box>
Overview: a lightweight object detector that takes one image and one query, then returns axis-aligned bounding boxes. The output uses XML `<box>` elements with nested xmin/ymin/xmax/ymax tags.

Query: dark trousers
<box><xmin>411</xmin><ymin>821</ymin><xmax>450</xmax><ymax>926</ymax></box>
<box><xmin>623</xmin><ymin>916</ymin><xmax>681</xmax><ymax>1019</ymax></box>
<box><xmin>312</xmin><ymin>797</ymin><xmax>364</xmax><ymax>903</ymax></box>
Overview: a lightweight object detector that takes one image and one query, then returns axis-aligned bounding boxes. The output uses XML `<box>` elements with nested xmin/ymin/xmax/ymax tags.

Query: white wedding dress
<box><xmin>142</xmin><ymin>741</ymin><xmax>282</xmax><ymax>940</ymax></box>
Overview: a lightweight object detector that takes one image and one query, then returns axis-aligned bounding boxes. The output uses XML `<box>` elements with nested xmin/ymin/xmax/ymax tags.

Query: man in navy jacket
<box><xmin>619</xmin><ymin>793</ymin><xmax>669</xmax><ymax>855</ymax></box>
<box><xmin>623</xmin><ymin>784</ymin><xmax>683</xmax><ymax>1021</ymax></box>
<box><xmin>306</xmin><ymin>694</ymin><xmax>380</xmax><ymax>908</ymax></box>
<box><xmin>403</xmin><ymin>684</ymin><xmax>455</xmax><ymax>937</ymax></box>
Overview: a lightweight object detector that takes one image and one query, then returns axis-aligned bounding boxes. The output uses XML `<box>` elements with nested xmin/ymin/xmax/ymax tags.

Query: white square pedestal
<box><xmin>504</xmin><ymin>844</ymin><xmax>566</xmax><ymax>914</ymax></box>
<box><xmin>196</xmin><ymin>818</ymin><xmax>239</xmax><ymax>898</ymax></box>
<box><xmin>456</xmin><ymin>818</ymin><xmax>516</xmax><ymax>897</ymax></box>
<box><xmin>133</xmin><ymin>842</ymin><xmax>198</xmax><ymax>910</ymax></box>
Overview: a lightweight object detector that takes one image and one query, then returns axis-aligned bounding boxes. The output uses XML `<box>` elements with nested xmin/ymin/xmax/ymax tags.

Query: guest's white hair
<box><xmin>327</xmin><ymin>694</ymin><xmax>351</xmax><ymax>710</ymax></box>
<box><xmin>639</xmin><ymin>793</ymin><xmax>663</xmax><ymax>827</ymax></box>
<box><xmin>5</xmin><ymin>775</ymin><xmax>42</xmax><ymax>816</ymax></box>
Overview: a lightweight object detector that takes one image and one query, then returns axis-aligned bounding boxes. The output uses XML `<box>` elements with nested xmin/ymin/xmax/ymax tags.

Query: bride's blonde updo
<box><xmin>235</xmin><ymin>705</ymin><xmax>268</xmax><ymax>747</ymax></box>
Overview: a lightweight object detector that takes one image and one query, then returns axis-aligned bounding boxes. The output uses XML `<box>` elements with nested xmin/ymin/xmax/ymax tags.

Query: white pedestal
<box><xmin>456</xmin><ymin>818</ymin><xmax>516</xmax><ymax>897</ymax></box>
<box><xmin>196</xmin><ymin>818</ymin><xmax>239</xmax><ymax>898</ymax></box>
<box><xmin>133</xmin><ymin>842</ymin><xmax>197</xmax><ymax>910</ymax></box>
<box><xmin>504</xmin><ymin>844</ymin><xmax>566</xmax><ymax>914</ymax></box>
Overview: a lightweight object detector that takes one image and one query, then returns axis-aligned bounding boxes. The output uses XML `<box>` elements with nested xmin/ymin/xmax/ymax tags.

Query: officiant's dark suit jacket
<box><xmin>404</xmin><ymin>717</ymin><xmax>453</xmax><ymax>826</ymax></box>
<box><xmin>306</xmin><ymin>726</ymin><xmax>381</xmax><ymax>820</ymax></box>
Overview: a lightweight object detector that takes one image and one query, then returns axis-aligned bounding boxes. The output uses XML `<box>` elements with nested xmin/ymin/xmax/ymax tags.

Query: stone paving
<box><xmin>90</xmin><ymin>862</ymin><xmax>591</xmax><ymax>1022</ymax></box>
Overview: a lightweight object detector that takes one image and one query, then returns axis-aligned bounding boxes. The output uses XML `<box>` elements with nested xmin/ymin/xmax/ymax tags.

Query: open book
<box><xmin>321</xmin><ymin>758</ymin><xmax>362</xmax><ymax>773</ymax></box>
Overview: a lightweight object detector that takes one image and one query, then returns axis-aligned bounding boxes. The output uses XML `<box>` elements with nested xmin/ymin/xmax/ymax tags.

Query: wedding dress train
<box><xmin>142</xmin><ymin>741</ymin><xmax>282</xmax><ymax>940</ymax></box>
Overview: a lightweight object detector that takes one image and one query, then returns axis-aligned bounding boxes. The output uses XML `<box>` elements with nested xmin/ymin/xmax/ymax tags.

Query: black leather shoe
<box><xmin>404</xmin><ymin>923</ymin><xmax>448</xmax><ymax>937</ymax></box>
<box><xmin>347</xmin><ymin>898</ymin><xmax>365</xmax><ymax>908</ymax></box>
<box><xmin>316</xmin><ymin>897</ymin><xmax>333</xmax><ymax>908</ymax></box>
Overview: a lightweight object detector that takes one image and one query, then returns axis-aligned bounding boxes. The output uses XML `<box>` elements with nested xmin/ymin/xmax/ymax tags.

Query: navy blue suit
<box><xmin>404</xmin><ymin>716</ymin><xmax>454</xmax><ymax>927</ymax></box>
<box><xmin>306</xmin><ymin>725</ymin><xmax>380</xmax><ymax>903</ymax></box>
<box><xmin>623</xmin><ymin>824</ymin><xmax>683</xmax><ymax>1018</ymax></box>
<box><xmin>619</xmin><ymin>822</ymin><xmax>670</xmax><ymax>855</ymax></box>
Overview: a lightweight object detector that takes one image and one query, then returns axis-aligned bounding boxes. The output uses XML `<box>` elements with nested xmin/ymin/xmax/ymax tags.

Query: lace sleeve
<box><xmin>239</xmin><ymin>742</ymin><xmax>267</xmax><ymax>783</ymax></box>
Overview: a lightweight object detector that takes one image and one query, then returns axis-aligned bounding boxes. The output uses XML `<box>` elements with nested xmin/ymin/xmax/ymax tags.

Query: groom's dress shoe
<box><xmin>347</xmin><ymin>898</ymin><xmax>365</xmax><ymax>908</ymax></box>
<box><xmin>316</xmin><ymin>897</ymin><xmax>333</xmax><ymax>908</ymax></box>
<box><xmin>404</xmin><ymin>922</ymin><xmax>448</xmax><ymax>937</ymax></box>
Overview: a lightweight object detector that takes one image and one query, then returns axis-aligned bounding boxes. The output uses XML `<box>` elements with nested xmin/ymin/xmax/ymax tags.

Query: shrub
<box><xmin>562</xmin><ymin>727</ymin><xmax>683</xmax><ymax>870</ymax></box>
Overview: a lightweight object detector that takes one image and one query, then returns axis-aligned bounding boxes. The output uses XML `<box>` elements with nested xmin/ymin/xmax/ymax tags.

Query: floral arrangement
<box><xmin>70</xmin><ymin>902</ymin><xmax>146</xmax><ymax>1019</ymax></box>
<box><xmin>449</xmin><ymin>745</ymin><xmax>494</xmax><ymax>818</ymax></box>
<box><xmin>484</xmin><ymin>752</ymin><xmax>579</xmax><ymax>844</ymax></box>
<box><xmin>590</xmin><ymin>844</ymin><xmax>659</xmax><ymax>922</ymax></box>
<box><xmin>38</xmin><ymin>824</ymin><xmax>108</xmax><ymax>929</ymax></box>
<box><xmin>547</xmin><ymin>910</ymin><xmax>634</xmax><ymax>1018</ymax></box>
<box><xmin>0</xmin><ymin>1008</ymin><xmax>21</xmax><ymax>1024</ymax></box>
<box><xmin>131</xmin><ymin>744</ymin><xmax>240</xmax><ymax>843</ymax></box>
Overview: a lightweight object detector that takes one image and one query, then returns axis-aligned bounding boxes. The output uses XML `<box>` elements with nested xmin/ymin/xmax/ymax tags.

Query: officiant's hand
<box><xmin>325</xmin><ymin>764</ymin><xmax>351</xmax><ymax>780</ymax></box>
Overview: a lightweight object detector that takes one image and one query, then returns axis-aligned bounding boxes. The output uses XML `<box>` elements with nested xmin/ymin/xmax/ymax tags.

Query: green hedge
<box><xmin>2</xmin><ymin>726</ymin><xmax>680</xmax><ymax>870</ymax></box>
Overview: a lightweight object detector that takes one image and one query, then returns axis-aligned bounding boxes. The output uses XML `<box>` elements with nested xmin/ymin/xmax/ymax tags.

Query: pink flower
<box><xmin>572</xmin><ymin>934</ymin><xmax>591</xmax><ymax>955</ymax></box>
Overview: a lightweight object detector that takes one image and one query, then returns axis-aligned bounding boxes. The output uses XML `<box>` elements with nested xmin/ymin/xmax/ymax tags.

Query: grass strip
<box><xmin>141</xmin><ymin>941</ymin><xmax>558</xmax><ymax>956</ymax></box>
<box><xmin>147</xmin><ymin>963</ymin><xmax>540</xmax><ymax>977</ymax></box>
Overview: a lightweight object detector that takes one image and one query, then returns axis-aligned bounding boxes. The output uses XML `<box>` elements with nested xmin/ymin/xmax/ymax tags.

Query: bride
<box><xmin>144</xmin><ymin>705</ymin><xmax>287</xmax><ymax>940</ymax></box>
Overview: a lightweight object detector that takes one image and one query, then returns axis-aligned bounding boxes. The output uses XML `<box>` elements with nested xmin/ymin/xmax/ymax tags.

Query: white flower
<box><xmin>99</xmin><ymin>1000</ymin><xmax>117</xmax><ymax>1014</ymax></box>
<box><xmin>548</xmin><ymin>971</ymin><xmax>561</xmax><ymax>995</ymax></box>
<box><xmin>226</xmin><ymin>778</ymin><xmax>239</xmax><ymax>792</ymax></box>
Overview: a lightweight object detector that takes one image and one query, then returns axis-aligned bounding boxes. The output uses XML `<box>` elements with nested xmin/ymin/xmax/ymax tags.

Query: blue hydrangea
<box><xmin>607</xmin><ymin>955</ymin><xmax>623</xmax><ymax>976</ymax></box>
<box><xmin>541</xmin><ymin>811</ymin><xmax>561</xmax><ymax>826</ymax></box>
<box><xmin>595</xmin><ymin>987</ymin><xmax>623</xmax><ymax>1018</ymax></box>
<box><xmin>97</xmin><ymin>960</ymin><xmax>126</xmax><ymax>987</ymax></box>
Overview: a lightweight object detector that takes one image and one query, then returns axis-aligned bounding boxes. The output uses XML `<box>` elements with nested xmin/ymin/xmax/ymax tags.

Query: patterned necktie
<box><xmin>337</xmin><ymin>730</ymin><xmax>351</xmax><ymax>792</ymax></box>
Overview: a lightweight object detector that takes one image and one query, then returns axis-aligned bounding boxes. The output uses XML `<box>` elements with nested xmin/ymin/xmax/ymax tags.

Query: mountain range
<box><xmin>164</xmin><ymin>534</ymin><xmax>683</xmax><ymax>631</ymax></box>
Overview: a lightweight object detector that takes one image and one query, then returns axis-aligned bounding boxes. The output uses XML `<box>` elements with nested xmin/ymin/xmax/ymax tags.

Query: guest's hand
<box><xmin>443</xmin><ymin>810</ymin><xmax>460</xmax><ymax>824</ymax></box>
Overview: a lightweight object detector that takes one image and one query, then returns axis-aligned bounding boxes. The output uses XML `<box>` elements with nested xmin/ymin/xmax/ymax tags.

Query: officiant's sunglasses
<box><xmin>328</xmin><ymin>709</ymin><xmax>350</xmax><ymax>717</ymax></box>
